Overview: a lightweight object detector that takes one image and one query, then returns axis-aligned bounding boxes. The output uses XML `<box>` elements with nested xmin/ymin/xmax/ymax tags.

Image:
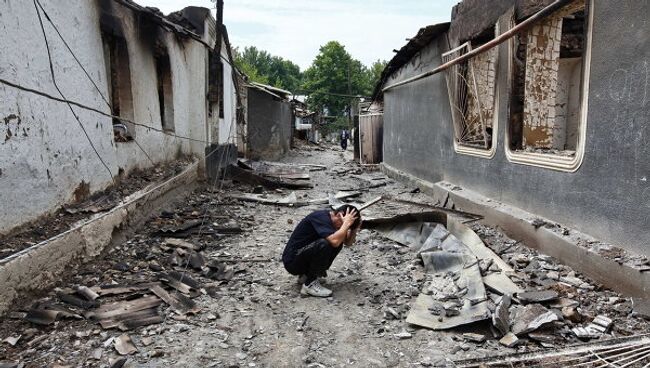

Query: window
<box><xmin>101</xmin><ymin>31</ymin><xmax>135</xmax><ymax>142</ymax></box>
<box><xmin>155</xmin><ymin>47</ymin><xmax>175</xmax><ymax>132</ymax></box>
<box><xmin>506</xmin><ymin>0</ymin><xmax>591</xmax><ymax>171</ymax></box>
<box><xmin>442</xmin><ymin>25</ymin><xmax>499</xmax><ymax>158</ymax></box>
<box><xmin>217</xmin><ymin>60</ymin><xmax>224</xmax><ymax>119</ymax></box>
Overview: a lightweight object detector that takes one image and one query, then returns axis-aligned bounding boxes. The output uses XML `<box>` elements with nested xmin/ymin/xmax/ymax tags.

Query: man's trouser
<box><xmin>284</xmin><ymin>239</ymin><xmax>342</xmax><ymax>285</ymax></box>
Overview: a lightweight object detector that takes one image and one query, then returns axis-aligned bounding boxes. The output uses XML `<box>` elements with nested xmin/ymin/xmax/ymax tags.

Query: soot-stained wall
<box><xmin>246</xmin><ymin>88</ymin><xmax>292</xmax><ymax>160</ymax></box>
<box><xmin>383</xmin><ymin>0</ymin><xmax>650</xmax><ymax>255</ymax></box>
<box><xmin>0</xmin><ymin>0</ymin><xmax>214</xmax><ymax>234</ymax></box>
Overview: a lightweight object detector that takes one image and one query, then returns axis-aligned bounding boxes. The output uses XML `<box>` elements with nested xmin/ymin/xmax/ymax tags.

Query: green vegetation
<box><xmin>233</xmin><ymin>43</ymin><xmax>387</xmax><ymax>119</ymax></box>
<box><xmin>233</xmin><ymin>46</ymin><xmax>302</xmax><ymax>91</ymax></box>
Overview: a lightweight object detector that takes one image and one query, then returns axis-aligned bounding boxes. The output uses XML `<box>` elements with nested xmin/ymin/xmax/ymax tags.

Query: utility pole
<box><xmin>347</xmin><ymin>61</ymin><xmax>352</xmax><ymax>129</ymax></box>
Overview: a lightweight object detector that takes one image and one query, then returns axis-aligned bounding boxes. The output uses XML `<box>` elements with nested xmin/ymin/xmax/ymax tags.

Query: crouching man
<box><xmin>282</xmin><ymin>206</ymin><xmax>361</xmax><ymax>297</ymax></box>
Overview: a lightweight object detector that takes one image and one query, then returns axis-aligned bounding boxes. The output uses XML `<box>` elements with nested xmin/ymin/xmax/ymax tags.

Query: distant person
<box><xmin>282</xmin><ymin>206</ymin><xmax>361</xmax><ymax>297</ymax></box>
<box><xmin>340</xmin><ymin>129</ymin><xmax>349</xmax><ymax>150</ymax></box>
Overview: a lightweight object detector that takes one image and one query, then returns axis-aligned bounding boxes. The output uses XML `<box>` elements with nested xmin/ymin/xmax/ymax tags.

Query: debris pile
<box><xmin>369</xmin><ymin>214</ymin><xmax>647</xmax><ymax>350</ymax></box>
<box><xmin>0</xmin><ymin>194</ymin><xmax>249</xmax><ymax>366</ymax></box>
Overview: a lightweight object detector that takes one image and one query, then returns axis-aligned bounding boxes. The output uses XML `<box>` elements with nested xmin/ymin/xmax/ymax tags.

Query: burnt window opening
<box><xmin>509</xmin><ymin>0</ymin><xmax>587</xmax><ymax>155</ymax></box>
<box><xmin>101</xmin><ymin>31</ymin><xmax>135</xmax><ymax>142</ymax></box>
<box><xmin>155</xmin><ymin>47</ymin><xmax>175</xmax><ymax>132</ymax></box>
<box><xmin>217</xmin><ymin>60</ymin><xmax>224</xmax><ymax>119</ymax></box>
<box><xmin>443</xmin><ymin>25</ymin><xmax>498</xmax><ymax>152</ymax></box>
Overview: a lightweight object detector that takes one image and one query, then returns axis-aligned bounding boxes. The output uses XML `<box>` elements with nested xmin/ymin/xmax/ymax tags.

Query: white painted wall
<box><xmin>218</xmin><ymin>37</ymin><xmax>238</xmax><ymax>145</ymax></box>
<box><xmin>0</xmin><ymin>0</ymin><xmax>214</xmax><ymax>234</ymax></box>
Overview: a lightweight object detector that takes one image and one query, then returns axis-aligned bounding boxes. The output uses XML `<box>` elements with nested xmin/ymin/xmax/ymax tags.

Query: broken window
<box><xmin>508</xmin><ymin>0</ymin><xmax>587</xmax><ymax>160</ymax></box>
<box><xmin>101</xmin><ymin>31</ymin><xmax>135</xmax><ymax>142</ymax></box>
<box><xmin>443</xmin><ymin>26</ymin><xmax>498</xmax><ymax>156</ymax></box>
<box><xmin>155</xmin><ymin>46</ymin><xmax>175</xmax><ymax>132</ymax></box>
<box><xmin>217</xmin><ymin>60</ymin><xmax>224</xmax><ymax>119</ymax></box>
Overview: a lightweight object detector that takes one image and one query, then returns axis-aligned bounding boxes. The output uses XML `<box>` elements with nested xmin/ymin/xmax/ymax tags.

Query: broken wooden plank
<box><xmin>164</xmin><ymin>238</ymin><xmax>199</xmax><ymax>251</ymax></box>
<box><xmin>117</xmin><ymin>315</ymin><xmax>164</xmax><ymax>331</ymax></box>
<box><xmin>86</xmin><ymin>296</ymin><xmax>162</xmax><ymax>321</ymax></box>
<box><xmin>231</xmin><ymin>191</ymin><xmax>361</xmax><ymax>207</ymax></box>
<box><xmin>228</xmin><ymin>165</ymin><xmax>312</xmax><ymax>190</ymax></box>
<box><xmin>150</xmin><ymin>285</ymin><xmax>200</xmax><ymax>315</ymax></box>
<box><xmin>91</xmin><ymin>282</ymin><xmax>161</xmax><ymax>297</ymax></box>
<box><xmin>358</xmin><ymin>196</ymin><xmax>383</xmax><ymax>211</ymax></box>
<box><xmin>97</xmin><ymin>308</ymin><xmax>161</xmax><ymax>330</ymax></box>
<box><xmin>158</xmin><ymin>272</ymin><xmax>200</xmax><ymax>296</ymax></box>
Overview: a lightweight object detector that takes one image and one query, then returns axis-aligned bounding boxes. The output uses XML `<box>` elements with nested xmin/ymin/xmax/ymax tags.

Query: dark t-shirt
<box><xmin>282</xmin><ymin>210</ymin><xmax>336</xmax><ymax>264</ymax></box>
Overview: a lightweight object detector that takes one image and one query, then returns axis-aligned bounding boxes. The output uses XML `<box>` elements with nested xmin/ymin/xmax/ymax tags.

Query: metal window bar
<box><xmin>442</xmin><ymin>42</ymin><xmax>493</xmax><ymax>149</ymax></box>
<box><xmin>454</xmin><ymin>335</ymin><xmax>650</xmax><ymax>368</ymax></box>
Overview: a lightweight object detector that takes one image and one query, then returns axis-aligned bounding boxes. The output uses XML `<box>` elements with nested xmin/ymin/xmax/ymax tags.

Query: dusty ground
<box><xmin>1</xmin><ymin>145</ymin><xmax>649</xmax><ymax>368</ymax></box>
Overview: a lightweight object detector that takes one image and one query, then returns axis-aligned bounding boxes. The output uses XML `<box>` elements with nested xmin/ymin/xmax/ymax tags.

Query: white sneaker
<box><xmin>300</xmin><ymin>280</ymin><xmax>332</xmax><ymax>297</ymax></box>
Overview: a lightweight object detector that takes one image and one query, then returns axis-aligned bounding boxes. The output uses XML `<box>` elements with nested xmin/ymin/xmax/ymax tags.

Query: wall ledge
<box><xmin>381</xmin><ymin>162</ymin><xmax>650</xmax><ymax>299</ymax></box>
<box><xmin>0</xmin><ymin>160</ymin><xmax>199</xmax><ymax>314</ymax></box>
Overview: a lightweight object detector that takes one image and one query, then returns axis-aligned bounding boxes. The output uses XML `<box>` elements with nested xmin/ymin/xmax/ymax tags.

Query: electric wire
<box><xmin>32</xmin><ymin>0</ymin><xmax>115</xmax><ymax>182</ymax></box>
<box><xmin>35</xmin><ymin>0</ymin><xmax>156</xmax><ymax>166</ymax></box>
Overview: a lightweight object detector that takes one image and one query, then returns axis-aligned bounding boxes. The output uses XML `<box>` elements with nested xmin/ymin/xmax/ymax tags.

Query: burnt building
<box><xmin>373</xmin><ymin>0</ymin><xmax>650</xmax><ymax>257</ymax></box>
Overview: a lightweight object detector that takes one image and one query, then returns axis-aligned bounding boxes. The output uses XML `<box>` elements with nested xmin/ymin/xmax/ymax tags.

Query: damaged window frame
<box><xmin>100</xmin><ymin>16</ymin><xmax>136</xmax><ymax>143</ymax></box>
<box><xmin>442</xmin><ymin>23</ymin><xmax>500</xmax><ymax>159</ymax></box>
<box><xmin>154</xmin><ymin>42</ymin><xmax>175</xmax><ymax>133</ymax></box>
<box><xmin>505</xmin><ymin>0</ymin><xmax>593</xmax><ymax>172</ymax></box>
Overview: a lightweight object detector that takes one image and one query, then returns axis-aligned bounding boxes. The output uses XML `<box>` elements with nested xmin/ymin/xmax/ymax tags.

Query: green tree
<box><xmin>302</xmin><ymin>41</ymin><xmax>370</xmax><ymax>117</ymax></box>
<box><xmin>366</xmin><ymin>59</ymin><xmax>387</xmax><ymax>92</ymax></box>
<box><xmin>233</xmin><ymin>46</ymin><xmax>302</xmax><ymax>91</ymax></box>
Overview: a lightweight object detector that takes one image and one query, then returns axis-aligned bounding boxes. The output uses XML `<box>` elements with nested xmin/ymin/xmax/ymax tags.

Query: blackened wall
<box><xmin>383</xmin><ymin>0</ymin><xmax>650</xmax><ymax>256</ymax></box>
<box><xmin>246</xmin><ymin>88</ymin><xmax>292</xmax><ymax>160</ymax></box>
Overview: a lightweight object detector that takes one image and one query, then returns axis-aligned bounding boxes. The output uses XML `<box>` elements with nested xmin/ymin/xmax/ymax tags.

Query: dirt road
<box><xmin>1</xmin><ymin>145</ymin><xmax>647</xmax><ymax>367</ymax></box>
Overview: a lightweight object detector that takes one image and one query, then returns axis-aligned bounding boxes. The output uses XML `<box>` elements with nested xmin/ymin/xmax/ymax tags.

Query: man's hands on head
<box><xmin>327</xmin><ymin>208</ymin><xmax>360</xmax><ymax>248</ymax></box>
<box><xmin>340</xmin><ymin>208</ymin><xmax>358</xmax><ymax>229</ymax></box>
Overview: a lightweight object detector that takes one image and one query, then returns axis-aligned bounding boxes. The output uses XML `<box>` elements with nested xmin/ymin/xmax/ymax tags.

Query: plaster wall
<box><xmin>0</xmin><ymin>0</ymin><xmax>211</xmax><ymax>234</ymax></box>
<box><xmin>217</xmin><ymin>37</ymin><xmax>237</xmax><ymax>145</ymax></box>
<box><xmin>382</xmin><ymin>0</ymin><xmax>650</xmax><ymax>256</ymax></box>
<box><xmin>246</xmin><ymin>88</ymin><xmax>292</xmax><ymax>160</ymax></box>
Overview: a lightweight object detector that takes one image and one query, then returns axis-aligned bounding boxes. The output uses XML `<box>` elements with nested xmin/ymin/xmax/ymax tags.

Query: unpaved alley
<box><xmin>1</xmin><ymin>145</ymin><xmax>649</xmax><ymax>368</ymax></box>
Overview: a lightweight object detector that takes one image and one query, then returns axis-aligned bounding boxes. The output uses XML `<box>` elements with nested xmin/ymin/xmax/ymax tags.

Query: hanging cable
<box><xmin>32</xmin><ymin>0</ymin><xmax>115</xmax><ymax>182</ymax></box>
<box><xmin>35</xmin><ymin>0</ymin><xmax>157</xmax><ymax>166</ymax></box>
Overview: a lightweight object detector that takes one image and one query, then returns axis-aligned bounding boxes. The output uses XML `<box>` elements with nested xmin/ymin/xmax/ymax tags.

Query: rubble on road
<box><xmin>229</xmin><ymin>161</ymin><xmax>313</xmax><ymax>189</ymax></box>
<box><xmin>2</xmin><ymin>145</ymin><xmax>650</xmax><ymax>366</ymax></box>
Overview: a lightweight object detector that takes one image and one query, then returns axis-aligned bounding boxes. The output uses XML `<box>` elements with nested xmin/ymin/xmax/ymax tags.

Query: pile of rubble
<box><xmin>0</xmin><ymin>190</ymin><xmax>251</xmax><ymax>367</ymax></box>
<box><xmin>367</xmin><ymin>213</ymin><xmax>650</xmax><ymax>353</ymax></box>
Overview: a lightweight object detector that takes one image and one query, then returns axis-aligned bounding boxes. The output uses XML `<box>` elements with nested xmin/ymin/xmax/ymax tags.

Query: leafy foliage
<box><xmin>233</xmin><ymin>46</ymin><xmax>302</xmax><ymax>91</ymax></box>
<box><xmin>233</xmin><ymin>43</ymin><xmax>388</xmax><ymax>121</ymax></box>
<box><xmin>367</xmin><ymin>59</ymin><xmax>388</xmax><ymax>93</ymax></box>
<box><xmin>301</xmin><ymin>41</ymin><xmax>371</xmax><ymax>116</ymax></box>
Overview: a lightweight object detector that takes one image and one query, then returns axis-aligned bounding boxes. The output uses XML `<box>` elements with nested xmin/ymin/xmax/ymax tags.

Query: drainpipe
<box><xmin>382</xmin><ymin>0</ymin><xmax>573</xmax><ymax>92</ymax></box>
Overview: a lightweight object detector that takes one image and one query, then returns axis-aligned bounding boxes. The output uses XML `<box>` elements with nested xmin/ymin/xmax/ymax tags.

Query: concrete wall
<box><xmin>0</xmin><ymin>0</ymin><xmax>214</xmax><ymax>234</ymax></box>
<box><xmin>382</xmin><ymin>0</ymin><xmax>650</xmax><ymax>256</ymax></box>
<box><xmin>246</xmin><ymin>88</ymin><xmax>292</xmax><ymax>160</ymax></box>
<box><xmin>218</xmin><ymin>36</ymin><xmax>238</xmax><ymax>146</ymax></box>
